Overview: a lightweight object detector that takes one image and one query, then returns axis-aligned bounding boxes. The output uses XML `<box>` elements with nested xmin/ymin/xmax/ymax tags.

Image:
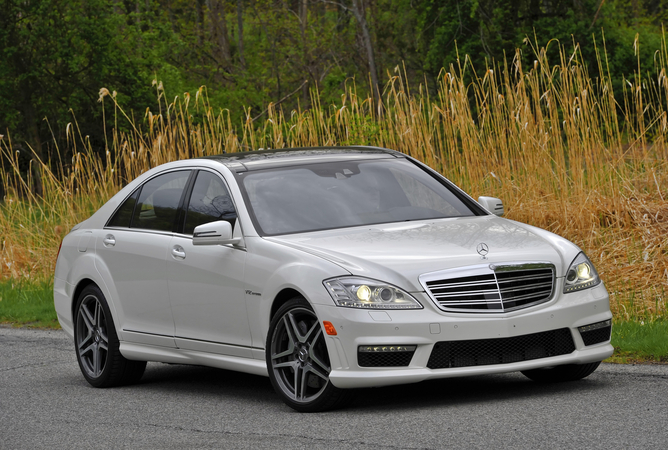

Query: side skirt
<box><xmin>119</xmin><ymin>341</ymin><xmax>269</xmax><ymax>377</ymax></box>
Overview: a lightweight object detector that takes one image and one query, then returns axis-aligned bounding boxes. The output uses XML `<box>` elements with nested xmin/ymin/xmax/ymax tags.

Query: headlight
<box><xmin>563</xmin><ymin>253</ymin><xmax>601</xmax><ymax>293</ymax></box>
<box><xmin>323</xmin><ymin>277</ymin><xmax>423</xmax><ymax>309</ymax></box>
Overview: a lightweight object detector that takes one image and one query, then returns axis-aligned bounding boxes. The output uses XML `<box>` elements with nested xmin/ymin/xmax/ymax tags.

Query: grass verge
<box><xmin>606</xmin><ymin>320</ymin><xmax>668</xmax><ymax>364</ymax></box>
<box><xmin>0</xmin><ymin>279</ymin><xmax>59</xmax><ymax>328</ymax></box>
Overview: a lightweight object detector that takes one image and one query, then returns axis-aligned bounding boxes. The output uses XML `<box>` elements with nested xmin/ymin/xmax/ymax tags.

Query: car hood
<box><xmin>265</xmin><ymin>216</ymin><xmax>578</xmax><ymax>292</ymax></box>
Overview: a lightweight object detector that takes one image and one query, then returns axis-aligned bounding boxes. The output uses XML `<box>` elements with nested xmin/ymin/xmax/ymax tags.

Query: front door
<box><xmin>166</xmin><ymin>170</ymin><xmax>252</xmax><ymax>356</ymax></box>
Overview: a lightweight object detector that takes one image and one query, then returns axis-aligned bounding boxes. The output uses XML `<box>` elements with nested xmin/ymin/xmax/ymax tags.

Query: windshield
<box><xmin>237</xmin><ymin>158</ymin><xmax>480</xmax><ymax>235</ymax></box>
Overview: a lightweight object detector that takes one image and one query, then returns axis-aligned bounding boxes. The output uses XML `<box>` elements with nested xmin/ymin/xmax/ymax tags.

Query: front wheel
<box><xmin>266</xmin><ymin>298</ymin><xmax>353</xmax><ymax>412</ymax></box>
<box><xmin>74</xmin><ymin>284</ymin><xmax>146</xmax><ymax>388</ymax></box>
<box><xmin>521</xmin><ymin>361</ymin><xmax>601</xmax><ymax>383</ymax></box>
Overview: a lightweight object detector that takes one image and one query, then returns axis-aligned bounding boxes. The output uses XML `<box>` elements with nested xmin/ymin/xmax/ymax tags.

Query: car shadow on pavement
<box><xmin>350</xmin><ymin>372</ymin><xmax>609</xmax><ymax>412</ymax></box>
<box><xmin>111</xmin><ymin>361</ymin><xmax>610</xmax><ymax>412</ymax></box>
<box><xmin>129</xmin><ymin>362</ymin><xmax>278</xmax><ymax>402</ymax></box>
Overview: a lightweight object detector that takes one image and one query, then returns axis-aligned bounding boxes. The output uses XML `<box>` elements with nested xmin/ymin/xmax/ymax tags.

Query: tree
<box><xmin>0</xmin><ymin>0</ymin><xmax>159</xmax><ymax>163</ymax></box>
<box><xmin>318</xmin><ymin>0</ymin><xmax>380</xmax><ymax>104</ymax></box>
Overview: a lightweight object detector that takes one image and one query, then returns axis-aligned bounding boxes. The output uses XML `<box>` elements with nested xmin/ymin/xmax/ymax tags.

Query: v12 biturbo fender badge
<box><xmin>477</xmin><ymin>242</ymin><xmax>489</xmax><ymax>259</ymax></box>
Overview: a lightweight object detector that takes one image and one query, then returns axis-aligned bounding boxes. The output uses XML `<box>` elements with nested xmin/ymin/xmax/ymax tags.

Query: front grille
<box><xmin>427</xmin><ymin>328</ymin><xmax>575</xmax><ymax>369</ymax></box>
<box><xmin>358</xmin><ymin>350</ymin><xmax>415</xmax><ymax>367</ymax></box>
<box><xmin>421</xmin><ymin>263</ymin><xmax>555</xmax><ymax>313</ymax></box>
<box><xmin>580</xmin><ymin>325</ymin><xmax>612</xmax><ymax>346</ymax></box>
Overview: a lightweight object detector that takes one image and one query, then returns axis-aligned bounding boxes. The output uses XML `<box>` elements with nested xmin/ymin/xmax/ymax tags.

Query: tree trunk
<box><xmin>351</xmin><ymin>0</ymin><xmax>380</xmax><ymax>106</ymax></box>
<box><xmin>23</xmin><ymin>103</ymin><xmax>44</xmax><ymax>197</ymax></box>
<box><xmin>300</xmin><ymin>0</ymin><xmax>309</xmax><ymax>107</ymax></box>
<box><xmin>207</xmin><ymin>0</ymin><xmax>231</xmax><ymax>68</ymax></box>
<box><xmin>237</xmin><ymin>0</ymin><xmax>245</xmax><ymax>67</ymax></box>
<box><xmin>196</xmin><ymin>0</ymin><xmax>205</xmax><ymax>46</ymax></box>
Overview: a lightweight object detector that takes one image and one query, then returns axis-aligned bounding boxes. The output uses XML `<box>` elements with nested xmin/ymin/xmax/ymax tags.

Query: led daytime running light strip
<box><xmin>578</xmin><ymin>319</ymin><xmax>611</xmax><ymax>333</ymax></box>
<box><xmin>564</xmin><ymin>279</ymin><xmax>598</xmax><ymax>293</ymax></box>
<box><xmin>358</xmin><ymin>345</ymin><xmax>416</xmax><ymax>353</ymax></box>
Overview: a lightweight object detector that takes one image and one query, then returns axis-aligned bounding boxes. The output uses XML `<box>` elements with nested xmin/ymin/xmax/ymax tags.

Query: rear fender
<box><xmin>58</xmin><ymin>252</ymin><xmax>119</xmax><ymax>338</ymax></box>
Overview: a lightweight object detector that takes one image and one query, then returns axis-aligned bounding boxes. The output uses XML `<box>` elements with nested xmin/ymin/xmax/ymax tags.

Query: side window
<box><xmin>131</xmin><ymin>170</ymin><xmax>191</xmax><ymax>232</ymax></box>
<box><xmin>184</xmin><ymin>171</ymin><xmax>237</xmax><ymax>235</ymax></box>
<box><xmin>107</xmin><ymin>189</ymin><xmax>139</xmax><ymax>228</ymax></box>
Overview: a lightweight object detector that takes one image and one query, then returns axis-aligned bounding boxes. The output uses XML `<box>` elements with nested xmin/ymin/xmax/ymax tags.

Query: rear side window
<box><xmin>107</xmin><ymin>189</ymin><xmax>139</xmax><ymax>228</ymax></box>
<box><xmin>131</xmin><ymin>171</ymin><xmax>191</xmax><ymax>232</ymax></box>
<box><xmin>184</xmin><ymin>171</ymin><xmax>237</xmax><ymax>235</ymax></box>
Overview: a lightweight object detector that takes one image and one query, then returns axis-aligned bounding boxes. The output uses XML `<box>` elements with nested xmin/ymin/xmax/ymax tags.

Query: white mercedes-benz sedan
<box><xmin>54</xmin><ymin>146</ymin><xmax>613</xmax><ymax>411</ymax></box>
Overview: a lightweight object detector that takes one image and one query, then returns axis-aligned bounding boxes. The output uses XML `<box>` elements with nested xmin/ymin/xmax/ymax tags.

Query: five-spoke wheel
<box><xmin>76</xmin><ymin>292</ymin><xmax>110</xmax><ymax>379</ymax></box>
<box><xmin>266</xmin><ymin>297</ymin><xmax>353</xmax><ymax>412</ymax></box>
<box><xmin>74</xmin><ymin>285</ymin><xmax>146</xmax><ymax>387</ymax></box>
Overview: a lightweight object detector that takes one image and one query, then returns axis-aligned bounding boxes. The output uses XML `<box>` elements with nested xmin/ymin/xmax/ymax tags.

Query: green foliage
<box><xmin>0</xmin><ymin>0</ymin><xmax>165</xmax><ymax>158</ymax></box>
<box><xmin>609</xmin><ymin>320</ymin><xmax>668</xmax><ymax>363</ymax></box>
<box><xmin>414</xmin><ymin>0</ymin><xmax>666</xmax><ymax>85</ymax></box>
<box><xmin>2</xmin><ymin>0</ymin><xmax>668</xmax><ymax>167</ymax></box>
<box><xmin>0</xmin><ymin>279</ymin><xmax>58</xmax><ymax>327</ymax></box>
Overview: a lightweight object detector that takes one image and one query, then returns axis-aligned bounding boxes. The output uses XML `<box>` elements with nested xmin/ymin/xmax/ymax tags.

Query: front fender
<box><xmin>243</xmin><ymin>237</ymin><xmax>350</xmax><ymax>350</ymax></box>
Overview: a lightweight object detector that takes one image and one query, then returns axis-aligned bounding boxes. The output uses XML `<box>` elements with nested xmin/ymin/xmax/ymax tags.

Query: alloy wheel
<box><xmin>76</xmin><ymin>294</ymin><xmax>109</xmax><ymax>379</ymax></box>
<box><xmin>269</xmin><ymin>306</ymin><xmax>331</xmax><ymax>403</ymax></box>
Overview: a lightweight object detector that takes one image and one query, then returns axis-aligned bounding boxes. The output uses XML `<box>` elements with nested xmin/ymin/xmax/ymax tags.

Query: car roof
<box><xmin>201</xmin><ymin>146</ymin><xmax>403</xmax><ymax>171</ymax></box>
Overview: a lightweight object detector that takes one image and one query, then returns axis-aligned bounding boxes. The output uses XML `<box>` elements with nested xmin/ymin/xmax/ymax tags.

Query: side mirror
<box><xmin>192</xmin><ymin>221</ymin><xmax>241</xmax><ymax>246</ymax></box>
<box><xmin>478</xmin><ymin>196</ymin><xmax>504</xmax><ymax>216</ymax></box>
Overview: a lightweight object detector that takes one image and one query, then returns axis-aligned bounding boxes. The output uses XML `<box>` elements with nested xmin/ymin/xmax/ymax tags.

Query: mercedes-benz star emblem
<box><xmin>476</xmin><ymin>243</ymin><xmax>489</xmax><ymax>258</ymax></box>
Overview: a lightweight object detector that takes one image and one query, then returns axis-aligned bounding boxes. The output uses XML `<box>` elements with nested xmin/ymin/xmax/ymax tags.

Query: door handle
<box><xmin>103</xmin><ymin>234</ymin><xmax>116</xmax><ymax>247</ymax></box>
<box><xmin>171</xmin><ymin>245</ymin><xmax>186</xmax><ymax>260</ymax></box>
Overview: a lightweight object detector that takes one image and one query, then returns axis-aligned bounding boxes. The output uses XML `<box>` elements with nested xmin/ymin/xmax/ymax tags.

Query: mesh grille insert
<box><xmin>358</xmin><ymin>351</ymin><xmax>415</xmax><ymax>367</ymax></box>
<box><xmin>427</xmin><ymin>328</ymin><xmax>575</xmax><ymax>369</ymax></box>
<box><xmin>423</xmin><ymin>264</ymin><xmax>555</xmax><ymax>313</ymax></box>
<box><xmin>580</xmin><ymin>325</ymin><xmax>612</xmax><ymax>346</ymax></box>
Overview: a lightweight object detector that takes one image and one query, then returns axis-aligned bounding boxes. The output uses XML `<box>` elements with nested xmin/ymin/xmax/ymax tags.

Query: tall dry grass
<box><xmin>1</xmin><ymin>40</ymin><xmax>667</xmax><ymax>320</ymax></box>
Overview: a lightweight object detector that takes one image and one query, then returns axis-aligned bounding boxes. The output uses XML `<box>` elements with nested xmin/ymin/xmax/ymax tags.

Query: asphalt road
<box><xmin>1</xmin><ymin>326</ymin><xmax>667</xmax><ymax>450</ymax></box>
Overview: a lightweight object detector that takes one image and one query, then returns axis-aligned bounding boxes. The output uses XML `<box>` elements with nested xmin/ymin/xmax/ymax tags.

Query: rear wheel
<box><xmin>521</xmin><ymin>361</ymin><xmax>601</xmax><ymax>383</ymax></box>
<box><xmin>266</xmin><ymin>297</ymin><xmax>353</xmax><ymax>412</ymax></box>
<box><xmin>74</xmin><ymin>284</ymin><xmax>146</xmax><ymax>387</ymax></box>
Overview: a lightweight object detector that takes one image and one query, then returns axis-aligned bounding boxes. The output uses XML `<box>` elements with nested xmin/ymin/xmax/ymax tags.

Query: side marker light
<box><xmin>323</xmin><ymin>321</ymin><xmax>337</xmax><ymax>336</ymax></box>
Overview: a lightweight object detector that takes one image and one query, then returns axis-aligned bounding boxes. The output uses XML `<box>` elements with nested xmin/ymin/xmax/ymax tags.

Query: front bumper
<box><xmin>315</xmin><ymin>282</ymin><xmax>613</xmax><ymax>389</ymax></box>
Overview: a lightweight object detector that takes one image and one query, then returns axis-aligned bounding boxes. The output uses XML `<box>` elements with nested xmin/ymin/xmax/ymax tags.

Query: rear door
<box><xmin>96</xmin><ymin>169</ymin><xmax>192</xmax><ymax>347</ymax></box>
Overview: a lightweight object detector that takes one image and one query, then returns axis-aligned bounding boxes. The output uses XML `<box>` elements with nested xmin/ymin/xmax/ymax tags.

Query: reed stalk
<box><xmin>1</xmin><ymin>41</ymin><xmax>666</xmax><ymax>321</ymax></box>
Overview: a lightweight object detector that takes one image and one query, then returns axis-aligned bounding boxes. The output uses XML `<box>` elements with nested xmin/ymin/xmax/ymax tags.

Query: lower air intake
<box><xmin>427</xmin><ymin>328</ymin><xmax>575</xmax><ymax>369</ymax></box>
<box><xmin>580</xmin><ymin>325</ymin><xmax>612</xmax><ymax>346</ymax></box>
<box><xmin>358</xmin><ymin>350</ymin><xmax>415</xmax><ymax>367</ymax></box>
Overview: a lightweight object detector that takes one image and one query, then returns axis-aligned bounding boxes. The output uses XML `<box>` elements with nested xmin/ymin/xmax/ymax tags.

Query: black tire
<box><xmin>521</xmin><ymin>361</ymin><xmax>601</xmax><ymax>383</ymax></box>
<box><xmin>74</xmin><ymin>284</ymin><xmax>146</xmax><ymax>388</ymax></box>
<box><xmin>266</xmin><ymin>297</ymin><xmax>354</xmax><ymax>412</ymax></box>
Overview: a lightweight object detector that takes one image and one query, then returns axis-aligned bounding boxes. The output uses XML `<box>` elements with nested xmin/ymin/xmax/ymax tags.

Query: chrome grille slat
<box><xmin>497</xmin><ymin>290</ymin><xmax>549</xmax><ymax>303</ymax></box>
<box><xmin>431</xmin><ymin>289</ymin><xmax>500</xmax><ymax>298</ymax></box>
<box><xmin>498</xmin><ymin>282</ymin><xmax>553</xmax><ymax>294</ymax></box>
<box><xmin>431</xmin><ymin>282</ymin><xmax>496</xmax><ymax>291</ymax></box>
<box><xmin>422</xmin><ymin>263</ymin><xmax>555</xmax><ymax>313</ymax></box>
<box><xmin>497</xmin><ymin>276</ymin><xmax>552</xmax><ymax>285</ymax></box>
<box><xmin>498</xmin><ymin>279</ymin><xmax>553</xmax><ymax>288</ymax></box>
<box><xmin>497</xmin><ymin>274</ymin><xmax>548</xmax><ymax>283</ymax></box>
<box><xmin>439</xmin><ymin>300</ymin><xmax>502</xmax><ymax>306</ymax></box>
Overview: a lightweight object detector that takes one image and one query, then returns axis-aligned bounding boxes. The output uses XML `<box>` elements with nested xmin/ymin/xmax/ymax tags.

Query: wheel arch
<box><xmin>71</xmin><ymin>278</ymin><xmax>97</xmax><ymax>319</ymax></box>
<box><xmin>270</xmin><ymin>288</ymin><xmax>305</xmax><ymax>321</ymax></box>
